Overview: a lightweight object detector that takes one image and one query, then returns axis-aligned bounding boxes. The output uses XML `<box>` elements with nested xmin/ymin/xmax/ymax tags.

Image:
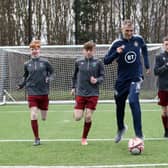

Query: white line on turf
<box><xmin>0</xmin><ymin>109</ymin><xmax>160</xmax><ymax>113</ymax></box>
<box><xmin>0</xmin><ymin>163</ymin><xmax>168</xmax><ymax>167</ymax></box>
<box><xmin>0</xmin><ymin>137</ymin><xmax>166</xmax><ymax>142</ymax></box>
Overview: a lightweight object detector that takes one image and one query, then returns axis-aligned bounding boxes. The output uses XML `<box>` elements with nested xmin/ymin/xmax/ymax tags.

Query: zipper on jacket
<box><xmin>87</xmin><ymin>59</ymin><xmax>90</xmax><ymax>71</ymax></box>
<box><xmin>34</xmin><ymin>61</ymin><xmax>37</xmax><ymax>70</ymax></box>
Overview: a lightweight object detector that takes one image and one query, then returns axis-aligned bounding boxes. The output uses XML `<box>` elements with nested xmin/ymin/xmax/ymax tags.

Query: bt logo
<box><xmin>124</xmin><ymin>51</ymin><xmax>137</xmax><ymax>63</ymax></box>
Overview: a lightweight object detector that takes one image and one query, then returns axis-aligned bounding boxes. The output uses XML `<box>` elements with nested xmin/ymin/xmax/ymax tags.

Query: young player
<box><xmin>71</xmin><ymin>41</ymin><xmax>104</xmax><ymax>145</ymax></box>
<box><xmin>154</xmin><ymin>36</ymin><xmax>168</xmax><ymax>138</ymax></box>
<box><xmin>104</xmin><ymin>20</ymin><xmax>150</xmax><ymax>143</ymax></box>
<box><xmin>17</xmin><ymin>40</ymin><xmax>54</xmax><ymax>145</ymax></box>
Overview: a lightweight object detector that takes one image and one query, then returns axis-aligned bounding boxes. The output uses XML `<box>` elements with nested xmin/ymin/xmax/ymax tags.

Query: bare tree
<box><xmin>0</xmin><ymin>0</ymin><xmax>167</xmax><ymax>45</ymax></box>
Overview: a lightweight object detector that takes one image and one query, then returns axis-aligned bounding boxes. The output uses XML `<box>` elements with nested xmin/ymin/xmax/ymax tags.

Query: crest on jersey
<box><xmin>40</xmin><ymin>62</ymin><xmax>44</xmax><ymax>67</ymax></box>
<box><xmin>124</xmin><ymin>51</ymin><xmax>137</xmax><ymax>63</ymax></box>
<box><xmin>134</xmin><ymin>41</ymin><xmax>139</xmax><ymax>47</ymax></box>
<box><xmin>92</xmin><ymin>62</ymin><xmax>97</xmax><ymax>67</ymax></box>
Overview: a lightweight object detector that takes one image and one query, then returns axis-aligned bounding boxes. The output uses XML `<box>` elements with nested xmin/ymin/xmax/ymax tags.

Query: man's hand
<box><xmin>116</xmin><ymin>45</ymin><xmax>125</xmax><ymax>54</ymax></box>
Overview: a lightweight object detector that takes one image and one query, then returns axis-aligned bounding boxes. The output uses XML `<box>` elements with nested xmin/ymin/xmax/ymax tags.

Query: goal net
<box><xmin>0</xmin><ymin>44</ymin><xmax>162</xmax><ymax>104</ymax></box>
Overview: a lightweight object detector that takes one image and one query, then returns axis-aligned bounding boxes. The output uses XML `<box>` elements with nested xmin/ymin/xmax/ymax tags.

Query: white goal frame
<box><xmin>0</xmin><ymin>43</ymin><xmax>162</xmax><ymax>105</ymax></box>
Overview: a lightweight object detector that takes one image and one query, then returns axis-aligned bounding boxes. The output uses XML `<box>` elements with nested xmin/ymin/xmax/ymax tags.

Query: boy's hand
<box><xmin>90</xmin><ymin>76</ymin><xmax>97</xmax><ymax>84</ymax></box>
<box><xmin>146</xmin><ymin>68</ymin><xmax>151</xmax><ymax>75</ymax></box>
<box><xmin>16</xmin><ymin>85</ymin><xmax>21</xmax><ymax>90</ymax></box>
<box><xmin>71</xmin><ymin>88</ymin><xmax>75</xmax><ymax>96</ymax></box>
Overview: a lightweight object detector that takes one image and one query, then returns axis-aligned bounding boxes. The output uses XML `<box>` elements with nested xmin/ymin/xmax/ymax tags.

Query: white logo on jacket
<box><xmin>124</xmin><ymin>51</ymin><xmax>137</xmax><ymax>63</ymax></box>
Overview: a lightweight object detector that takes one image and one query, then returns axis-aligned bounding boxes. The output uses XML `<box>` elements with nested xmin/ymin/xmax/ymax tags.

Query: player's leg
<box><xmin>30</xmin><ymin>106</ymin><xmax>40</xmax><ymax>145</ymax></box>
<box><xmin>81</xmin><ymin>96</ymin><xmax>98</xmax><ymax>145</ymax></box>
<box><xmin>158</xmin><ymin>90</ymin><xmax>168</xmax><ymax>137</ymax></box>
<box><xmin>128</xmin><ymin>81</ymin><xmax>143</xmax><ymax>138</ymax></box>
<box><xmin>161</xmin><ymin>106</ymin><xmax>168</xmax><ymax>137</ymax></box>
<box><xmin>39</xmin><ymin>95</ymin><xmax>49</xmax><ymax>120</ymax></box>
<box><xmin>115</xmin><ymin>92</ymin><xmax>128</xmax><ymax>130</ymax></box>
<box><xmin>165</xmin><ymin>106</ymin><xmax>168</xmax><ymax>137</ymax></box>
<box><xmin>28</xmin><ymin>96</ymin><xmax>40</xmax><ymax>146</ymax></box>
<box><xmin>41</xmin><ymin>110</ymin><xmax>47</xmax><ymax>120</ymax></box>
<box><xmin>114</xmin><ymin>91</ymin><xmax>128</xmax><ymax>143</ymax></box>
<box><xmin>73</xmin><ymin>96</ymin><xmax>85</xmax><ymax>121</ymax></box>
<box><xmin>81</xmin><ymin>108</ymin><xmax>93</xmax><ymax>145</ymax></box>
<box><xmin>74</xmin><ymin>109</ymin><xmax>84</xmax><ymax>121</ymax></box>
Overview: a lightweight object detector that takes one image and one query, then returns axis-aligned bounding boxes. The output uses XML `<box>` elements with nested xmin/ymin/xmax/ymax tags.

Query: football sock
<box><xmin>31</xmin><ymin>120</ymin><xmax>39</xmax><ymax>140</ymax></box>
<box><xmin>82</xmin><ymin>121</ymin><xmax>92</xmax><ymax>139</ymax></box>
<box><xmin>162</xmin><ymin>115</ymin><xmax>168</xmax><ymax>130</ymax></box>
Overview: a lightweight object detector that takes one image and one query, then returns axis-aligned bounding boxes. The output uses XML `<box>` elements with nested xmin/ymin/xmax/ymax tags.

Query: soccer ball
<box><xmin>128</xmin><ymin>137</ymin><xmax>144</xmax><ymax>155</ymax></box>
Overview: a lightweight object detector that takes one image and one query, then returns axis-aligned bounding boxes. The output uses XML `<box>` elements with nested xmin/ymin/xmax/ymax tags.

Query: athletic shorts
<box><xmin>75</xmin><ymin>96</ymin><xmax>98</xmax><ymax>110</ymax></box>
<box><xmin>158</xmin><ymin>90</ymin><xmax>168</xmax><ymax>106</ymax></box>
<box><xmin>28</xmin><ymin>95</ymin><xmax>49</xmax><ymax>110</ymax></box>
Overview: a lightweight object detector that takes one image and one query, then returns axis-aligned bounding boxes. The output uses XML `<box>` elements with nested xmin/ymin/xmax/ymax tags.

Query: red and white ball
<box><xmin>128</xmin><ymin>137</ymin><xmax>144</xmax><ymax>155</ymax></box>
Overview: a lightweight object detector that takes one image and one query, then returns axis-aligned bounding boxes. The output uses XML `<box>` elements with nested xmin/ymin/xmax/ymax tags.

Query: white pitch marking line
<box><xmin>0</xmin><ymin>109</ymin><xmax>160</xmax><ymax>113</ymax></box>
<box><xmin>0</xmin><ymin>137</ymin><xmax>166</xmax><ymax>142</ymax></box>
<box><xmin>0</xmin><ymin>163</ymin><xmax>168</xmax><ymax>167</ymax></box>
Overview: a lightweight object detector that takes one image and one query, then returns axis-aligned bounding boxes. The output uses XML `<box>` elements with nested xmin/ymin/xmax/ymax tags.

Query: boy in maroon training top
<box><xmin>154</xmin><ymin>36</ymin><xmax>168</xmax><ymax>138</ymax></box>
<box><xmin>17</xmin><ymin>40</ymin><xmax>54</xmax><ymax>145</ymax></box>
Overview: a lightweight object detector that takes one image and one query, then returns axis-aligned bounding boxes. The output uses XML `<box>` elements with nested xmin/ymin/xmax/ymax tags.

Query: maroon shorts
<box><xmin>158</xmin><ymin>90</ymin><xmax>168</xmax><ymax>106</ymax></box>
<box><xmin>75</xmin><ymin>96</ymin><xmax>98</xmax><ymax>110</ymax></box>
<box><xmin>28</xmin><ymin>95</ymin><xmax>49</xmax><ymax>110</ymax></box>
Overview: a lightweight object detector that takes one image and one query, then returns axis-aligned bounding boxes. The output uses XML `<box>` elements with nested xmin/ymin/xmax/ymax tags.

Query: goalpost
<box><xmin>0</xmin><ymin>44</ymin><xmax>162</xmax><ymax>105</ymax></box>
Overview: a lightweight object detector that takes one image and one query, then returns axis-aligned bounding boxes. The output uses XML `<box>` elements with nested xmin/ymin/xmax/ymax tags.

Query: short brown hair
<box><xmin>29</xmin><ymin>40</ymin><xmax>41</xmax><ymax>49</ymax></box>
<box><xmin>83</xmin><ymin>41</ymin><xmax>96</xmax><ymax>51</ymax></box>
<box><xmin>163</xmin><ymin>36</ymin><xmax>168</xmax><ymax>42</ymax></box>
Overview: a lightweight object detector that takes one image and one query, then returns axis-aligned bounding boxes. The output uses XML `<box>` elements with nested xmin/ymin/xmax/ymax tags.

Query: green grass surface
<box><xmin>0</xmin><ymin>103</ymin><xmax>167</xmax><ymax>167</ymax></box>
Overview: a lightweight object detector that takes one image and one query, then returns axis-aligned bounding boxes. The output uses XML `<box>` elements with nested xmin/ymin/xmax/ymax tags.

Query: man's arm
<box><xmin>141</xmin><ymin>38</ymin><xmax>150</xmax><ymax>70</ymax></box>
<box><xmin>104</xmin><ymin>42</ymin><xmax>121</xmax><ymax>65</ymax></box>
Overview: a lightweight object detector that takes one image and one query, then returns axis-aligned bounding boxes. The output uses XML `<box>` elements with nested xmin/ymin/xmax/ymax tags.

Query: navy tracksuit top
<box><xmin>104</xmin><ymin>35</ymin><xmax>150</xmax><ymax>95</ymax></box>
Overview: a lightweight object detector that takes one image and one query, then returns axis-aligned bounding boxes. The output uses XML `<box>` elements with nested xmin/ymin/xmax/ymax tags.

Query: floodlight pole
<box><xmin>28</xmin><ymin>0</ymin><xmax>32</xmax><ymax>44</ymax></box>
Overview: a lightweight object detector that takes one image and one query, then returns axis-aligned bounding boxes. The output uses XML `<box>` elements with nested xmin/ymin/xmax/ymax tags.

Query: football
<box><xmin>128</xmin><ymin>137</ymin><xmax>144</xmax><ymax>155</ymax></box>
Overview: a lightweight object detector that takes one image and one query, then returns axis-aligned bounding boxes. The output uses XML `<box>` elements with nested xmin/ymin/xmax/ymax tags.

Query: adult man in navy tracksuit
<box><xmin>104</xmin><ymin>20</ymin><xmax>150</xmax><ymax>143</ymax></box>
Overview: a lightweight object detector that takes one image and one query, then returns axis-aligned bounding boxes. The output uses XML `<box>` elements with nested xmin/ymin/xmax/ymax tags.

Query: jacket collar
<box><xmin>85</xmin><ymin>56</ymin><xmax>94</xmax><ymax>61</ymax></box>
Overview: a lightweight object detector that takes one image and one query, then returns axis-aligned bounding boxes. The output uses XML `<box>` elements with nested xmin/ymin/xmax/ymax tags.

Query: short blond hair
<box><xmin>83</xmin><ymin>41</ymin><xmax>96</xmax><ymax>51</ymax></box>
<box><xmin>122</xmin><ymin>19</ymin><xmax>133</xmax><ymax>27</ymax></box>
<box><xmin>29</xmin><ymin>40</ymin><xmax>41</xmax><ymax>49</ymax></box>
